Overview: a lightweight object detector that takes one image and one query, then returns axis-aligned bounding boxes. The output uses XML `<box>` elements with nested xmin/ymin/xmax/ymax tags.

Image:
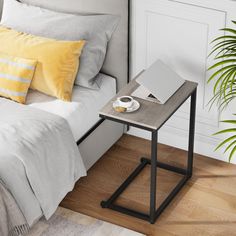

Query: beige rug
<box><xmin>28</xmin><ymin>207</ymin><xmax>145</xmax><ymax>236</ymax></box>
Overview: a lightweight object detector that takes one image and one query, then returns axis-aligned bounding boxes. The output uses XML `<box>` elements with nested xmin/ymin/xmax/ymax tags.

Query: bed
<box><xmin>16</xmin><ymin>0</ymin><xmax>130</xmax><ymax>171</ymax></box>
<box><xmin>0</xmin><ymin>0</ymin><xmax>129</xmax><ymax>234</ymax></box>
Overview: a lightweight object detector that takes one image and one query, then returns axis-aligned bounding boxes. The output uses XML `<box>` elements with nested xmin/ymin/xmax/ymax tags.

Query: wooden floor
<box><xmin>61</xmin><ymin>134</ymin><xmax>236</xmax><ymax>236</ymax></box>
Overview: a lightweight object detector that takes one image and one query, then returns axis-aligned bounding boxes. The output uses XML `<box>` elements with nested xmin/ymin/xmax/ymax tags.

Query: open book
<box><xmin>132</xmin><ymin>60</ymin><xmax>185</xmax><ymax>104</ymax></box>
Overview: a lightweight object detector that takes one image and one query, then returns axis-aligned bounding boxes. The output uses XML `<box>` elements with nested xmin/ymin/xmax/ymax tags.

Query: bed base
<box><xmin>77</xmin><ymin>119</ymin><xmax>124</xmax><ymax>170</ymax></box>
<box><xmin>77</xmin><ymin>119</ymin><xmax>105</xmax><ymax>146</ymax></box>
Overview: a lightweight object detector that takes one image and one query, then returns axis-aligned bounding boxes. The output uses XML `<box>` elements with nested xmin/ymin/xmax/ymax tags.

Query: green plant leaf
<box><xmin>220</xmin><ymin>28</ymin><xmax>236</xmax><ymax>34</ymax></box>
<box><xmin>208</xmin><ymin>59</ymin><xmax>236</xmax><ymax>71</ymax></box>
<box><xmin>212</xmin><ymin>35</ymin><xmax>236</xmax><ymax>43</ymax></box>
<box><xmin>216</xmin><ymin>53</ymin><xmax>236</xmax><ymax>59</ymax></box>
<box><xmin>224</xmin><ymin>140</ymin><xmax>236</xmax><ymax>153</ymax></box>
<box><xmin>221</xmin><ymin>120</ymin><xmax>236</xmax><ymax>124</ymax></box>
<box><xmin>230</xmin><ymin>71</ymin><xmax>236</xmax><ymax>93</ymax></box>
<box><xmin>213</xmin><ymin>40</ymin><xmax>236</xmax><ymax>50</ymax></box>
<box><xmin>207</xmin><ymin>65</ymin><xmax>236</xmax><ymax>83</ymax></box>
<box><xmin>213</xmin><ymin>40</ymin><xmax>236</xmax><ymax>49</ymax></box>
<box><xmin>229</xmin><ymin>145</ymin><xmax>236</xmax><ymax>162</ymax></box>
<box><xmin>219</xmin><ymin>92</ymin><xmax>236</xmax><ymax>109</ymax></box>
<box><xmin>207</xmin><ymin>92</ymin><xmax>221</xmax><ymax>110</ymax></box>
<box><xmin>209</xmin><ymin>42</ymin><xmax>236</xmax><ymax>57</ymax></box>
<box><xmin>207</xmin><ymin>23</ymin><xmax>236</xmax><ymax>161</ymax></box>
<box><xmin>213</xmin><ymin>68</ymin><xmax>235</xmax><ymax>94</ymax></box>
<box><xmin>209</xmin><ymin>86</ymin><xmax>235</xmax><ymax>110</ymax></box>
<box><xmin>216</xmin><ymin>74</ymin><xmax>234</xmax><ymax>102</ymax></box>
<box><xmin>214</xmin><ymin>128</ymin><xmax>236</xmax><ymax>135</ymax></box>
<box><xmin>222</xmin><ymin>70</ymin><xmax>236</xmax><ymax>99</ymax></box>
<box><xmin>215</xmin><ymin>46</ymin><xmax>236</xmax><ymax>58</ymax></box>
<box><xmin>215</xmin><ymin>135</ymin><xmax>236</xmax><ymax>151</ymax></box>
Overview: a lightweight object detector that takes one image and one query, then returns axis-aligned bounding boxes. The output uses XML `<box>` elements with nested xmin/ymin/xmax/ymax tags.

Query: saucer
<box><xmin>113</xmin><ymin>99</ymin><xmax>140</xmax><ymax>113</ymax></box>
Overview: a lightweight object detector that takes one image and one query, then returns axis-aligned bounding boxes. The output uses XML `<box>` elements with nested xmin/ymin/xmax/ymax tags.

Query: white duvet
<box><xmin>0</xmin><ymin>98</ymin><xmax>86</xmax><ymax>226</ymax></box>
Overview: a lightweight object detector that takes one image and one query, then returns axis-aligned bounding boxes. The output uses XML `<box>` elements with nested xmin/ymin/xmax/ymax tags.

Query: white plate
<box><xmin>113</xmin><ymin>99</ymin><xmax>140</xmax><ymax>113</ymax></box>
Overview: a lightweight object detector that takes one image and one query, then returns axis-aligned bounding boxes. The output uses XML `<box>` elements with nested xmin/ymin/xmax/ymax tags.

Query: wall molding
<box><xmin>131</xmin><ymin>0</ymin><xmax>235</xmax><ymax>163</ymax></box>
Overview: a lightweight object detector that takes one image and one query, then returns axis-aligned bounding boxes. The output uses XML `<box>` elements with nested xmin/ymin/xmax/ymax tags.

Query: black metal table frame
<box><xmin>100</xmin><ymin>89</ymin><xmax>197</xmax><ymax>224</ymax></box>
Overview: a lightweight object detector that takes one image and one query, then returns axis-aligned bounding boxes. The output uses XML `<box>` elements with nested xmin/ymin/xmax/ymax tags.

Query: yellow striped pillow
<box><xmin>0</xmin><ymin>53</ymin><xmax>37</xmax><ymax>104</ymax></box>
<box><xmin>0</xmin><ymin>26</ymin><xmax>85</xmax><ymax>101</ymax></box>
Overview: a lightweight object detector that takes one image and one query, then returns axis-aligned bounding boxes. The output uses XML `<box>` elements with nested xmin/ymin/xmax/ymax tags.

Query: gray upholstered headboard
<box><xmin>0</xmin><ymin>0</ymin><xmax>129</xmax><ymax>91</ymax></box>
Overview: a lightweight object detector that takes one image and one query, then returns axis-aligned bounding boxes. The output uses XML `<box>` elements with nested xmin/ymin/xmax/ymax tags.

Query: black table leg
<box><xmin>187</xmin><ymin>89</ymin><xmax>197</xmax><ymax>178</ymax></box>
<box><xmin>150</xmin><ymin>130</ymin><xmax>158</xmax><ymax>223</ymax></box>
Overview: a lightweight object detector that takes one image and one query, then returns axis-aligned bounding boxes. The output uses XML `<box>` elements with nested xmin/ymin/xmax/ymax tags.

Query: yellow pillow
<box><xmin>0</xmin><ymin>53</ymin><xmax>37</xmax><ymax>104</ymax></box>
<box><xmin>0</xmin><ymin>26</ymin><xmax>85</xmax><ymax>101</ymax></box>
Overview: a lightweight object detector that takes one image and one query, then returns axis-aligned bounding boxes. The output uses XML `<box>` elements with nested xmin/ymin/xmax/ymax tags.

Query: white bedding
<box><xmin>0</xmin><ymin>73</ymin><xmax>116</xmax><ymax>228</ymax></box>
<box><xmin>26</xmin><ymin>73</ymin><xmax>116</xmax><ymax>141</ymax></box>
<box><xmin>0</xmin><ymin>99</ymin><xmax>86</xmax><ymax>226</ymax></box>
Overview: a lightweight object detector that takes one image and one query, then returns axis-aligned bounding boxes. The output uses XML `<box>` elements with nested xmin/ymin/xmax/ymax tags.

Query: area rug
<box><xmin>28</xmin><ymin>207</ymin><xmax>145</xmax><ymax>236</ymax></box>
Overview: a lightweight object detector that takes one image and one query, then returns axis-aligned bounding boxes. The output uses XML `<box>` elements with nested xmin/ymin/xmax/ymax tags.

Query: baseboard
<box><xmin>128</xmin><ymin>127</ymin><xmax>235</xmax><ymax>164</ymax></box>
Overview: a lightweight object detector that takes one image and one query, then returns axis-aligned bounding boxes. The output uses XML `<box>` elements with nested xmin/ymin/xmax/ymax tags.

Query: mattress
<box><xmin>26</xmin><ymin>73</ymin><xmax>116</xmax><ymax>141</ymax></box>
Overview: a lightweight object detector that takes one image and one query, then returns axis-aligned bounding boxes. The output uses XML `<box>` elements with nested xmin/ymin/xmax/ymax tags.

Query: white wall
<box><xmin>0</xmin><ymin>0</ymin><xmax>2</xmax><ymax>16</ymax></box>
<box><xmin>130</xmin><ymin>0</ymin><xmax>236</xmax><ymax>163</ymax></box>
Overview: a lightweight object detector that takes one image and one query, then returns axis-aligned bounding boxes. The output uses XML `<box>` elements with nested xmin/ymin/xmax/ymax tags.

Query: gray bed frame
<box><xmin>0</xmin><ymin>0</ymin><xmax>130</xmax><ymax>170</ymax></box>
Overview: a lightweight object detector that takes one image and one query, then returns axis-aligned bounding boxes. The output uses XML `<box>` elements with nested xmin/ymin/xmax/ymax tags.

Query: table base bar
<box><xmin>101</xmin><ymin>157</ymin><xmax>191</xmax><ymax>223</ymax></box>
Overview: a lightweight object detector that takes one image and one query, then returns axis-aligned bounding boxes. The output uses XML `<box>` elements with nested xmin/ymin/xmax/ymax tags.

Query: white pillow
<box><xmin>1</xmin><ymin>0</ymin><xmax>120</xmax><ymax>89</ymax></box>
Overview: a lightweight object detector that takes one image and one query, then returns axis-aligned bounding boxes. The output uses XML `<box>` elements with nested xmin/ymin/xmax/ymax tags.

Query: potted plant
<box><xmin>208</xmin><ymin>21</ymin><xmax>236</xmax><ymax>162</ymax></box>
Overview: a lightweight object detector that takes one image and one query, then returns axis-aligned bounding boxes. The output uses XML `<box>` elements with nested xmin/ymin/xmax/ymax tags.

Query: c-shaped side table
<box><xmin>99</xmin><ymin>79</ymin><xmax>197</xmax><ymax>224</ymax></box>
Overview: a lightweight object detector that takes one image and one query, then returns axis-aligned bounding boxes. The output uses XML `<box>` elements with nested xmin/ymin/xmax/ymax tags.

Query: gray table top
<box><xmin>99</xmin><ymin>79</ymin><xmax>198</xmax><ymax>131</ymax></box>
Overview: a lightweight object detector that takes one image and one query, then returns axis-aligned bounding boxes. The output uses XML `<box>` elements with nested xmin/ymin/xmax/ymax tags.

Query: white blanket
<box><xmin>0</xmin><ymin>98</ymin><xmax>86</xmax><ymax>226</ymax></box>
<box><xmin>0</xmin><ymin>181</ymin><xmax>29</xmax><ymax>236</ymax></box>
